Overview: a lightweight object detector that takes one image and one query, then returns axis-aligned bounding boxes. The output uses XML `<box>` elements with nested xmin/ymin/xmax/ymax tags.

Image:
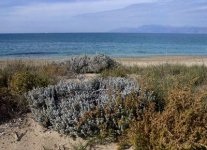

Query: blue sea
<box><xmin>0</xmin><ymin>33</ymin><xmax>207</xmax><ymax>58</ymax></box>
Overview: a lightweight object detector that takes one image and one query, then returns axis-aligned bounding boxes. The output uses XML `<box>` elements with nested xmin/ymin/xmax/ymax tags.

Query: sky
<box><xmin>0</xmin><ymin>0</ymin><xmax>207</xmax><ymax>33</ymax></box>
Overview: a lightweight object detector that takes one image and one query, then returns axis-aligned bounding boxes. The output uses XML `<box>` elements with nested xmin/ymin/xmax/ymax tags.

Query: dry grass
<box><xmin>0</xmin><ymin>60</ymin><xmax>74</xmax><ymax>123</ymax></box>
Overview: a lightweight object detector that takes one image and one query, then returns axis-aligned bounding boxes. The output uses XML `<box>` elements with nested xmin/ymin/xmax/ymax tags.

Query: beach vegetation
<box><xmin>66</xmin><ymin>54</ymin><xmax>117</xmax><ymax>73</ymax></box>
<box><xmin>25</xmin><ymin>77</ymin><xmax>140</xmax><ymax>137</ymax></box>
<box><xmin>100</xmin><ymin>66</ymin><xmax>128</xmax><ymax>78</ymax></box>
<box><xmin>0</xmin><ymin>87</ymin><xmax>28</xmax><ymax>122</ymax></box>
<box><xmin>0</xmin><ymin>61</ymin><xmax>66</xmax><ymax>122</ymax></box>
<box><xmin>9</xmin><ymin>71</ymin><xmax>51</xmax><ymax>95</ymax></box>
<box><xmin>0</xmin><ymin>56</ymin><xmax>207</xmax><ymax>149</ymax></box>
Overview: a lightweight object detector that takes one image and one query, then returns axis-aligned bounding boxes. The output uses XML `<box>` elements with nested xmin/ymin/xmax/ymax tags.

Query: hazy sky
<box><xmin>0</xmin><ymin>0</ymin><xmax>207</xmax><ymax>33</ymax></box>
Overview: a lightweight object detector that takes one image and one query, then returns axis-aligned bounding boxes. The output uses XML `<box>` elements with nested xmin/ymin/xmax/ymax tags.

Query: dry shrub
<box><xmin>0</xmin><ymin>60</ymin><xmax>73</xmax><ymax>123</ymax></box>
<box><xmin>9</xmin><ymin>71</ymin><xmax>51</xmax><ymax>95</ymax></box>
<box><xmin>0</xmin><ymin>71</ymin><xmax>6</xmax><ymax>87</ymax></box>
<box><xmin>0</xmin><ymin>70</ymin><xmax>51</xmax><ymax>122</ymax></box>
<box><xmin>0</xmin><ymin>88</ymin><xmax>28</xmax><ymax>123</ymax></box>
<box><xmin>38</xmin><ymin>63</ymin><xmax>74</xmax><ymax>80</ymax></box>
<box><xmin>155</xmin><ymin>87</ymin><xmax>207</xmax><ymax>149</ymax></box>
<box><xmin>66</xmin><ymin>54</ymin><xmax>117</xmax><ymax>73</ymax></box>
<box><xmin>126</xmin><ymin>86</ymin><xmax>207</xmax><ymax>150</ymax></box>
<box><xmin>0</xmin><ymin>61</ymin><xmax>29</xmax><ymax>87</ymax></box>
<box><xmin>124</xmin><ymin>101</ymin><xmax>158</xmax><ymax>150</ymax></box>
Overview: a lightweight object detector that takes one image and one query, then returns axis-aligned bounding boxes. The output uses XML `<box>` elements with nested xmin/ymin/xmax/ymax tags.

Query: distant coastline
<box><xmin>111</xmin><ymin>25</ymin><xmax>207</xmax><ymax>34</ymax></box>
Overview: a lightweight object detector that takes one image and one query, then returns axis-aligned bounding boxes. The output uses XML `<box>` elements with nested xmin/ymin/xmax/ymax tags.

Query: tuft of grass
<box><xmin>100</xmin><ymin>66</ymin><xmax>128</xmax><ymax>78</ymax></box>
<box><xmin>0</xmin><ymin>87</ymin><xmax>28</xmax><ymax>122</ymax></box>
<box><xmin>9</xmin><ymin>71</ymin><xmax>51</xmax><ymax>95</ymax></box>
<box><xmin>38</xmin><ymin>63</ymin><xmax>75</xmax><ymax>81</ymax></box>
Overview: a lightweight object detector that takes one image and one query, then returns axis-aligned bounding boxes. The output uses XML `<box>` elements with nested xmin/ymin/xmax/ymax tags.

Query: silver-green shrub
<box><xmin>65</xmin><ymin>54</ymin><xmax>117</xmax><ymax>73</ymax></box>
<box><xmin>25</xmin><ymin>77</ymin><xmax>141</xmax><ymax>137</ymax></box>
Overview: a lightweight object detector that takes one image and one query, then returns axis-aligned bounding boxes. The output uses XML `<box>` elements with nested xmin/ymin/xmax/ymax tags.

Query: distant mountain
<box><xmin>111</xmin><ymin>25</ymin><xmax>207</xmax><ymax>34</ymax></box>
<box><xmin>73</xmin><ymin>0</ymin><xmax>207</xmax><ymax>32</ymax></box>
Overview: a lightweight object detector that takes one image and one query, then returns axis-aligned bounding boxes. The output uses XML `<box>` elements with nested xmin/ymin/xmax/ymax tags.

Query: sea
<box><xmin>0</xmin><ymin>33</ymin><xmax>207</xmax><ymax>58</ymax></box>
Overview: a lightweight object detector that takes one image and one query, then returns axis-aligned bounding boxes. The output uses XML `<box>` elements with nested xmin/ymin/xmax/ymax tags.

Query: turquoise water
<box><xmin>0</xmin><ymin>33</ymin><xmax>207</xmax><ymax>58</ymax></box>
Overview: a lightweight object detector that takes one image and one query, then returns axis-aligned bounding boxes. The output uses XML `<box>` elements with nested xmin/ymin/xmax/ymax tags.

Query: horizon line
<box><xmin>0</xmin><ymin>32</ymin><xmax>207</xmax><ymax>35</ymax></box>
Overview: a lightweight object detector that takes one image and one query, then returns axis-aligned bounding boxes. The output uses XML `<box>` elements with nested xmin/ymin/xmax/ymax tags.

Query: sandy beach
<box><xmin>116</xmin><ymin>56</ymin><xmax>207</xmax><ymax>66</ymax></box>
<box><xmin>1</xmin><ymin>56</ymin><xmax>207</xmax><ymax>68</ymax></box>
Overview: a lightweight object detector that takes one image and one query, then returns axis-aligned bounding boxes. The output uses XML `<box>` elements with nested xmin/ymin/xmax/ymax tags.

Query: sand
<box><xmin>1</xmin><ymin>56</ymin><xmax>207</xmax><ymax>69</ymax></box>
<box><xmin>116</xmin><ymin>56</ymin><xmax>207</xmax><ymax>66</ymax></box>
<box><xmin>0</xmin><ymin>114</ymin><xmax>118</xmax><ymax>150</ymax></box>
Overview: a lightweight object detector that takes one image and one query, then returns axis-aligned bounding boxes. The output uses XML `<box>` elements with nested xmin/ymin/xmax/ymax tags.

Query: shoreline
<box><xmin>1</xmin><ymin>55</ymin><xmax>207</xmax><ymax>67</ymax></box>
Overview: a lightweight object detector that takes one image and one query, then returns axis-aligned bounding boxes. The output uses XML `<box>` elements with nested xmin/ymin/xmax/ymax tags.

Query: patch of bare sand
<box><xmin>0</xmin><ymin>114</ymin><xmax>118</xmax><ymax>150</ymax></box>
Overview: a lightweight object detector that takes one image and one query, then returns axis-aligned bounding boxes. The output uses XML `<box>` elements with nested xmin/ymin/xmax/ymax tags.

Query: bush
<box><xmin>0</xmin><ymin>88</ymin><xmax>28</xmax><ymax>123</ymax></box>
<box><xmin>0</xmin><ymin>70</ymin><xmax>6</xmax><ymax>87</ymax></box>
<box><xmin>153</xmin><ymin>87</ymin><xmax>207</xmax><ymax>149</ymax></box>
<box><xmin>123</xmin><ymin>86</ymin><xmax>207</xmax><ymax>150</ymax></box>
<box><xmin>25</xmin><ymin>77</ymin><xmax>142</xmax><ymax>137</ymax></box>
<box><xmin>0</xmin><ymin>62</ymin><xmax>60</xmax><ymax>123</ymax></box>
<box><xmin>38</xmin><ymin>63</ymin><xmax>75</xmax><ymax>80</ymax></box>
<box><xmin>10</xmin><ymin>71</ymin><xmax>51</xmax><ymax>95</ymax></box>
<box><xmin>65</xmin><ymin>54</ymin><xmax>117</xmax><ymax>73</ymax></box>
<box><xmin>0</xmin><ymin>61</ymin><xmax>33</xmax><ymax>88</ymax></box>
